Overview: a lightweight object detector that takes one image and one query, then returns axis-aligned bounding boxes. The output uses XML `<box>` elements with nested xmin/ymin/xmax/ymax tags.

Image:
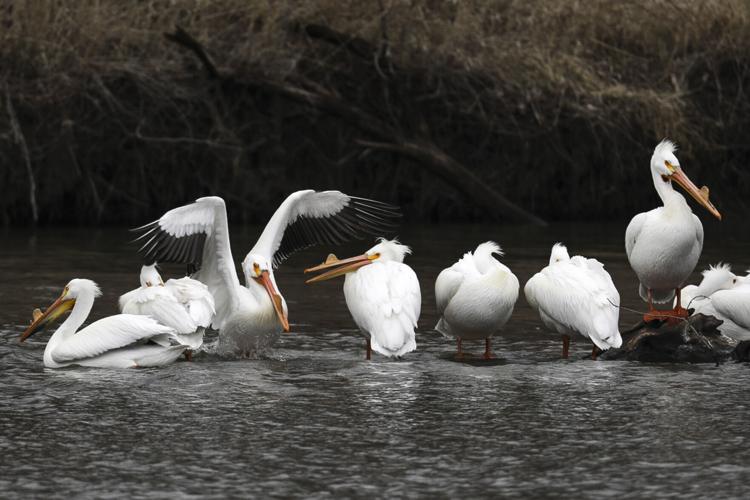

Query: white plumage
<box><xmin>709</xmin><ymin>278</ymin><xmax>750</xmax><ymax>341</ymax></box>
<box><xmin>525</xmin><ymin>243</ymin><xmax>622</xmax><ymax>357</ymax></box>
<box><xmin>677</xmin><ymin>265</ymin><xmax>750</xmax><ymax>340</ymax></box>
<box><xmin>119</xmin><ymin>264</ymin><xmax>215</xmax><ymax>350</ymax></box>
<box><xmin>21</xmin><ymin>279</ymin><xmax>186</xmax><ymax>369</ymax></box>
<box><xmin>675</xmin><ymin>263</ymin><xmax>736</xmax><ymax>310</ymax></box>
<box><xmin>625</xmin><ymin>140</ymin><xmax>721</xmax><ymax>317</ymax></box>
<box><xmin>165</xmin><ymin>277</ymin><xmax>216</xmax><ymax>328</ymax></box>
<box><xmin>434</xmin><ymin>241</ymin><xmax>519</xmax><ymax>358</ymax></box>
<box><xmin>306</xmin><ymin>239</ymin><xmax>421</xmax><ymax>358</ymax></box>
<box><xmin>133</xmin><ymin>191</ymin><xmax>400</xmax><ymax>356</ymax></box>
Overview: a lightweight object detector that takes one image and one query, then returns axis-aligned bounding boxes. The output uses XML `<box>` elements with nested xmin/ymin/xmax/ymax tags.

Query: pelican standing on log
<box><xmin>434</xmin><ymin>242</ymin><xmax>519</xmax><ymax>359</ymax></box>
<box><xmin>20</xmin><ymin>279</ymin><xmax>186</xmax><ymax>368</ymax></box>
<box><xmin>305</xmin><ymin>239</ymin><xmax>420</xmax><ymax>359</ymax></box>
<box><xmin>133</xmin><ymin>191</ymin><xmax>400</xmax><ymax>356</ymax></box>
<box><xmin>625</xmin><ymin>140</ymin><xmax>721</xmax><ymax>324</ymax></box>
<box><xmin>524</xmin><ymin>244</ymin><xmax>622</xmax><ymax>359</ymax></box>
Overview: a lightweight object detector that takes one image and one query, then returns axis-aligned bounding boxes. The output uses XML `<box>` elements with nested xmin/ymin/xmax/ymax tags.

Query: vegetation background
<box><xmin>1</xmin><ymin>0</ymin><xmax>748</xmax><ymax>226</ymax></box>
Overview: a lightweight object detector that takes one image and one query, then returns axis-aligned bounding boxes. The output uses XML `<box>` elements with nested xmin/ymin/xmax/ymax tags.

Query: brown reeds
<box><xmin>1</xmin><ymin>0</ymin><xmax>749</xmax><ymax>225</ymax></box>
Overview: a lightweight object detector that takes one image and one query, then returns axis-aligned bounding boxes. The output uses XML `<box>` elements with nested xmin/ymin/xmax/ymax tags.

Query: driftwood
<box><xmin>163</xmin><ymin>25</ymin><xmax>547</xmax><ymax>226</ymax></box>
<box><xmin>599</xmin><ymin>314</ymin><xmax>738</xmax><ymax>364</ymax></box>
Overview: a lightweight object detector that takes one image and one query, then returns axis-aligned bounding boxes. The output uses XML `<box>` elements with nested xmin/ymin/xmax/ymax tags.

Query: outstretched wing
<box><xmin>132</xmin><ymin>196</ymin><xmax>241</xmax><ymax>329</ymax></box>
<box><xmin>51</xmin><ymin>315</ymin><xmax>175</xmax><ymax>364</ymax></box>
<box><xmin>250</xmin><ymin>190</ymin><xmax>401</xmax><ymax>268</ymax></box>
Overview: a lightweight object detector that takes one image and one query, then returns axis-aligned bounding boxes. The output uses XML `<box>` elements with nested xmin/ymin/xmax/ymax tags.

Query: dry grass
<box><xmin>2</xmin><ymin>0</ymin><xmax>750</xmax><ymax>224</ymax></box>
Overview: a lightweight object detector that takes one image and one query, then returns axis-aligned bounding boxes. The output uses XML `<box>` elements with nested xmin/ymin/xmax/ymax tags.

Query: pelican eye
<box><xmin>664</xmin><ymin>160</ymin><xmax>676</xmax><ymax>173</ymax></box>
<box><xmin>368</xmin><ymin>252</ymin><xmax>381</xmax><ymax>260</ymax></box>
<box><xmin>253</xmin><ymin>262</ymin><xmax>260</xmax><ymax>275</ymax></box>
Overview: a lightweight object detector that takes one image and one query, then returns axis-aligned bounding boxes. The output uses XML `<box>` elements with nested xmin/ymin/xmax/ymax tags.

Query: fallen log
<box><xmin>599</xmin><ymin>314</ymin><xmax>737</xmax><ymax>364</ymax></box>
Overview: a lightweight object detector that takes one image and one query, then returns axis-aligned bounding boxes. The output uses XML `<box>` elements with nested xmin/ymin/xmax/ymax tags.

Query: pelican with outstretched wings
<box><xmin>133</xmin><ymin>190</ymin><xmax>400</xmax><ymax>355</ymax></box>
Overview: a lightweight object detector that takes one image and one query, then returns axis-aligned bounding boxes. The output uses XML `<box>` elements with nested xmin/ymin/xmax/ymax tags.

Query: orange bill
<box><xmin>671</xmin><ymin>167</ymin><xmax>721</xmax><ymax>220</ymax></box>
<box><xmin>255</xmin><ymin>270</ymin><xmax>289</xmax><ymax>332</ymax></box>
<box><xmin>20</xmin><ymin>291</ymin><xmax>75</xmax><ymax>342</ymax></box>
<box><xmin>304</xmin><ymin>253</ymin><xmax>375</xmax><ymax>283</ymax></box>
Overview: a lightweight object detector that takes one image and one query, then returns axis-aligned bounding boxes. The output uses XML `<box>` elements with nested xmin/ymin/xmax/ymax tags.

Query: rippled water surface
<box><xmin>1</xmin><ymin>223</ymin><xmax>749</xmax><ymax>498</ymax></box>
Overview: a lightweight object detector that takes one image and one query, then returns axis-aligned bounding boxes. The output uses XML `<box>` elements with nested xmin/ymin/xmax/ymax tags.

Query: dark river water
<box><xmin>1</xmin><ymin>223</ymin><xmax>749</xmax><ymax>499</ymax></box>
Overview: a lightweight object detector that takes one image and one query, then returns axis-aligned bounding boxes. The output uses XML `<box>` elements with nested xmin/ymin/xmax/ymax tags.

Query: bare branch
<box><xmin>357</xmin><ymin>139</ymin><xmax>547</xmax><ymax>226</ymax></box>
<box><xmin>4</xmin><ymin>86</ymin><xmax>38</xmax><ymax>223</ymax></box>
<box><xmin>164</xmin><ymin>25</ymin><xmax>220</xmax><ymax>79</ymax></box>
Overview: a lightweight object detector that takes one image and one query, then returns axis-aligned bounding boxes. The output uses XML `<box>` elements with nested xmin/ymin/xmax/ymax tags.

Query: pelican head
<box><xmin>304</xmin><ymin>238</ymin><xmax>410</xmax><ymax>283</ymax></box>
<box><xmin>20</xmin><ymin>279</ymin><xmax>101</xmax><ymax>342</ymax></box>
<box><xmin>549</xmin><ymin>243</ymin><xmax>570</xmax><ymax>265</ymax></box>
<box><xmin>651</xmin><ymin>140</ymin><xmax>721</xmax><ymax>220</ymax></box>
<box><xmin>140</xmin><ymin>264</ymin><xmax>164</xmax><ymax>287</ymax></box>
<box><xmin>697</xmin><ymin>263</ymin><xmax>738</xmax><ymax>296</ymax></box>
<box><xmin>242</xmin><ymin>253</ymin><xmax>289</xmax><ymax>332</ymax></box>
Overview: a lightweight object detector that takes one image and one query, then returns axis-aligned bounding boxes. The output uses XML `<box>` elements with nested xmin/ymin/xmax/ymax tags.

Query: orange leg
<box><xmin>483</xmin><ymin>338</ymin><xmax>495</xmax><ymax>360</ymax></box>
<box><xmin>561</xmin><ymin>335</ymin><xmax>570</xmax><ymax>359</ymax></box>
<box><xmin>673</xmin><ymin>287</ymin><xmax>689</xmax><ymax>318</ymax></box>
<box><xmin>643</xmin><ymin>288</ymin><xmax>689</xmax><ymax>325</ymax></box>
<box><xmin>184</xmin><ymin>350</ymin><xmax>193</xmax><ymax>362</ymax></box>
<box><xmin>455</xmin><ymin>338</ymin><xmax>464</xmax><ymax>360</ymax></box>
<box><xmin>591</xmin><ymin>346</ymin><xmax>600</xmax><ymax>360</ymax></box>
<box><xmin>366</xmin><ymin>338</ymin><xmax>372</xmax><ymax>360</ymax></box>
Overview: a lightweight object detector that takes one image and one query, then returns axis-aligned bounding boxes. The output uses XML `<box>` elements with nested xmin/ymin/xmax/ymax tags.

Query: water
<box><xmin>1</xmin><ymin>223</ymin><xmax>749</xmax><ymax>498</ymax></box>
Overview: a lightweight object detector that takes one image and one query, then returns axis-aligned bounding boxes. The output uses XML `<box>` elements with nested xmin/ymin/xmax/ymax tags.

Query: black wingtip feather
<box><xmin>271</xmin><ymin>195</ymin><xmax>402</xmax><ymax>268</ymax></box>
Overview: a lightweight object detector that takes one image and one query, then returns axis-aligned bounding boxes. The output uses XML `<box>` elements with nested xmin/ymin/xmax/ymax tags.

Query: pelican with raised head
<box><xmin>20</xmin><ymin>279</ymin><xmax>185</xmax><ymax>368</ymax></box>
<box><xmin>134</xmin><ymin>191</ymin><xmax>400</xmax><ymax>356</ymax></box>
<box><xmin>305</xmin><ymin>239</ymin><xmax>420</xmax><ymax>359</ymax></box>
<box><xmin>434</xmin><ymin>242</ymin><xmax>519</xmax><ymax>359</ymax></box>
<box><xmin>525</xmin><ymin>244</ymin><xmax>622</xmax><ymax>359</ymax></box>
<box><xmin>119</xmin><ymin>264</ymin><xmax>216</xmax><ymax>355</ymax></box>
<box><xmin>625</xmin><ymin>140</ymin><xmax>721</xmax><ymax>324</ymax></box>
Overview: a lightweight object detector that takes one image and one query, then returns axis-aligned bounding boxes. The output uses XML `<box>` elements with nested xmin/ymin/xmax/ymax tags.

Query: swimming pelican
<box><xmin>119</xmin><ymin>264</ymin><xmax>215</xmax><ymax>353</ymax></box>
<box><xmin>133</xmin><ymin>191</ymin><xmax>400</xmax><ymax>355</ymax></box>
<box><xmin>20</xmin><ymin>279</ymin><xmax>185</xmax><ymax>368</ymax></box>
<box><xmin>434</xmin><ymin>241</ymin><xmax>519</xmax><ymax>359</ymax></box>
<box><xmin>625</xmin><ymin>140</ymin><xmax>721</xmax><ymax>324</ymax></box>
<box><xmin>305</xmin><ymin>239</ymin><xmax>420</xmax><ymax>359</ymax></box>
<box><xmin>524</xmin><ymin>243</ymin><xmax>622</xmax><ymax>359</ymax></box>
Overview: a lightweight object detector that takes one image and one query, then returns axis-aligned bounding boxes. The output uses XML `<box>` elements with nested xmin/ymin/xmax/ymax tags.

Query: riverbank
<box><xmin>2</xmin><ymin>1</ymin><xmax>749</xmax><ymax>225</ymax></box>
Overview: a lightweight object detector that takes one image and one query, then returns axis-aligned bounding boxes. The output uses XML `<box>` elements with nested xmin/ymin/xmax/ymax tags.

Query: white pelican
<box><xmin>20</xmin><ymin>279</ymin><xmax>186</xmax><ymax>368</ymax></box>
<box><xmin>304</xmin><ymin>239</ymin><xmax>420</xmax><ymax>359</ymax></box>
<box><xmin>434</xmin><ymin>241</ymin><xmax>519</xmax><ymax>359</ymax></box>
<box><xmin>119</xmin><ymin>264</ymin><xmax>216</xmax><ymax>354</ymax></box>
<box><xmin>625</xmin><ymin>140</ymin><xmax>721</xmax><ymax>324</ymax></box>
<box><xmin>524</xmin><ymin>243</ymin><xmax>622</xmax><ymax>359</ymax></box>
<box><xmin>709</xmin><ymin>275</ymin><xmax>750</xmax><ymax>340</ymax></box>
<box><xmin>676</xmin><ymin>265</ymin><xmax>750</xmax><ymax>340</ymax></box>
<box><xmin>675</xmin><ymin>263</ymin><xmax>737</xmax><ymax>311</ymax></box>
<box><xmin>134</xmin><ymin>191</ymin><xmax>400</xmax><ymax>355</ymax></box>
